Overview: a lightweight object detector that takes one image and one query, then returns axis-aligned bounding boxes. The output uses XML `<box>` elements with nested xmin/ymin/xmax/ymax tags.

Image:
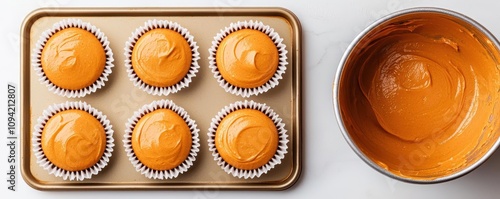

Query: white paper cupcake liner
<box><xmin>124</xmin><ymin>19</ymin><xmax>200</xmax><ymax>96</ymax></box>
<box><xmin>32</xmin><ymin>101</ymin><xmax>115</xmax><ymax>181</ymax></box>
<box><xmin>207</xmin><ymin>100</ymin><xmax>288</xmax><ymax>179</ymax></box>
<box><xmin>32</xmin><ymin>18</ymin><xmax>114</xmax><ymax>98</ymax></box>
<box><xmin>208</xmin><ymin>20</ymin><xmax>288</xmax><ymax>98</ymax></box>
<box><xmin>123</xmin><ymin>99</ymin><xmax>200</xmax><ymax>179</ymax></box>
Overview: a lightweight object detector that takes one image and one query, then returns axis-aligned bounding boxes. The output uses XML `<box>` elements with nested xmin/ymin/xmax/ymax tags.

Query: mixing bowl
<box><xmin>334</xmin><ymin>7</ymin><xmax>500</xmax><ymax>183</ymax></box>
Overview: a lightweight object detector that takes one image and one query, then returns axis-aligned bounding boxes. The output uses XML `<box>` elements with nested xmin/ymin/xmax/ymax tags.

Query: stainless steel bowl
<box><xmin>333</xmin><ymin>7</ymin><xmax>500</xmax><ymax>183</ymax></box>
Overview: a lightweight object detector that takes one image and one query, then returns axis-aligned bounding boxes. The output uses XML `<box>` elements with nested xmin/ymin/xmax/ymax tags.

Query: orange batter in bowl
<box><xmin>339</xmin><ymin>14</ymin><xmax>500</xmax><ymax>180</ymax></box>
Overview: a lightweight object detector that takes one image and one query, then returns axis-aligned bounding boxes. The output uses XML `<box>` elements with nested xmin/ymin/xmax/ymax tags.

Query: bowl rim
<box><xmin>332</xmin><ymin>7</ymin><xmax>500</xmax><ymax>184</ymax></box>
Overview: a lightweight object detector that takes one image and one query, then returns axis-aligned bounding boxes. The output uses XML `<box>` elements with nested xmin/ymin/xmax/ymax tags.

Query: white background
<box><xmin>2</xmin><ymin>0</ymin><xmax>500</xmax><ymax>198</ymax></box>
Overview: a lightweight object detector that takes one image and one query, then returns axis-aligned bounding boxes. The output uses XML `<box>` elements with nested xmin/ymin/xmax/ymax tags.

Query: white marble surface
<box><xmin>2</xmin><ymin>0</ymin><xmax>500</xmax><ymax>198</ymax></box>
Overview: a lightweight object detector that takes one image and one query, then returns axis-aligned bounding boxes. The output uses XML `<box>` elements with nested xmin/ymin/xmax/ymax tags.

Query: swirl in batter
<box><xmin>216</xmin><ymin>29</ymin><xmax>279</xmax><ymax>88</ymax></box>
<box><xmin>132</xmin><ymin>109</ymin><xmax>192</xmax><ymax>171</ymax></box>
<box><xmin>132</xmin><ymin>29</ymin><xmax>192</xmax><ymax>87</ymax></box>
<box><xmin>41</xmin><ymin>28</ymin><xmax>106</xmax><ymax>90</ymax></box>
<box><xmin>41</xmin><ymin>110</ymin><xmax>106</xmax><ymax>171</ymax></box>
<box><xmin>215</xmin><ymin>109</ymin><xmax>278</xmax><ymax>170</ymax></box>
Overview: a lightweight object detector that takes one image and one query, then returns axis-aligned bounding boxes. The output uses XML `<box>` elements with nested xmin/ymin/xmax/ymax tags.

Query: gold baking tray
<box><xmin>20</xmin><ymin>7</ymin><xmax>302</xmax><ymax>190</ymax></box>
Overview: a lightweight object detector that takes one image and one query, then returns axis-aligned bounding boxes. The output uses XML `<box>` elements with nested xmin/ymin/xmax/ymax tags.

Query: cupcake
<box><xmin>208</xmin><ymin>100</ymin><xmax>288</xmax><ymax>179</ymax></box>
<box><xmin>208</xmin><ymin>20</ymin><xmax>288</xmax><ymax>97</ymax></box>
<box><xmin>32</xmin><ymin>101</ymin><xmax>114</xmax><ymax>181</ymax></box>
<box><xmin>123</xmin><ymin>99</ymin><xmax>200</xmax><ymax>179</ymax></box>
<box><xmin>124</xmin><ymin>19</ymin><xmax>200</xmax><ymax>96</ymax></box>
<box><xmin>32</xmin><ymin>18</ymin><xmax>114</xmax><ymax>98</ymax></box>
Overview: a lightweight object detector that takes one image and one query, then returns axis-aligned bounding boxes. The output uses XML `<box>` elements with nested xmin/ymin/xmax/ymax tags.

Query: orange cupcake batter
<box><xmin>339</xmin><ymin>15</ymin><xmax>500</xmax><ymax>179</ymax></box>
<box><xmin>216</xmin><ymin>29</ymin><xmax>279</xmax><ymax>88</ymax></box>
<box><xmin>41</xmin><ymin>28</ymin><xmax>106</xmax><ymax>90</ymax></box>
<box><xmin>216</xmin><ymin>109</ymin><xmax>278</xmax><ymax>170</ymax></box>
<box><xmin>41</xmin><ymin>110</ymin><xmax>106</xmax><ymax>171</ymax></box>
<box><xmin>132</xmin><ymin>109</ymin><xmax>192</xmax><ymax>170</ymax></box>
<box><xmin>132</xmin><ymin>29</ymin><xmax>192</xmax><ymax>87</ymax></box>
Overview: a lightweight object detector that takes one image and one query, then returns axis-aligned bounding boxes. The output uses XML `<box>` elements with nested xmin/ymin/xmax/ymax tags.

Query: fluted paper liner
<box><xmin>124</xmin><ymin>19</ymin><xmax>200</xmax><ymax>96</ymax></box>
<box><xmin>32</xmin><ymin>18</ymin><xmax>114</xmax><ymax>98</ymax></box>
<box><xmin>207</xmin><ymin>100</ymin><xmax>288</xmax><ymax>179</ymax></box>
<box><xmin>32</xmin><ymin>101</ymin><xmax>115</xmax><ymax>181</ymax></box>
<box><xmin>208</xmin><ymin>20</ymin><xmax>288</xmax><ymax>97</ymax></box>
<box><xmin>123</xmin><ymin>99</ymin><xmax>200</xmax><ymax>179</ymax></box>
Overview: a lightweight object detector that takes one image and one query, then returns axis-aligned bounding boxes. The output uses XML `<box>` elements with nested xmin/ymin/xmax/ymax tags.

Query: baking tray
<box><xmin>20</xmin><ymin>7</ymin><xmax>302</xmax><ymax>190</ymax></box>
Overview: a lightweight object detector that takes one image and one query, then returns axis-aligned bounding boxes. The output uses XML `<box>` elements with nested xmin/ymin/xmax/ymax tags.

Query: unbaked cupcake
<box><xmin>207</xmin><ymin>100</ymin><xmax>288</xmax><ymax>179</ymax></box>
<box><xmin>124</xmin><ymin>19</ymin><xmax>200</xmax><ymax>96</ymax></box>
<box><xmin>123</xmin><ymin>99</ymin><xmax>200</xmax><ymax>179</ymax></box>
<box><xmin>32</xmin><ymin>18</ymin><xmax>114</xmax><ymax>98</ymax></box>
<box><xmin>208</xmin><ymin>20</ymin><xmax>288</xmax><ymax>97</ymax></box>
<box><xmin>32</xmin><ymin>101</ymin><xmax>114</xmax><ymax>181</ymax></box>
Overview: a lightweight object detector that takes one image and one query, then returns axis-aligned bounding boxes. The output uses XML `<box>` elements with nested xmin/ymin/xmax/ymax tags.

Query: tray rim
<box><xmin>20</xmin><ymin>7</ymin><xmax>302</xmax><ymax>191</ymax></box>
